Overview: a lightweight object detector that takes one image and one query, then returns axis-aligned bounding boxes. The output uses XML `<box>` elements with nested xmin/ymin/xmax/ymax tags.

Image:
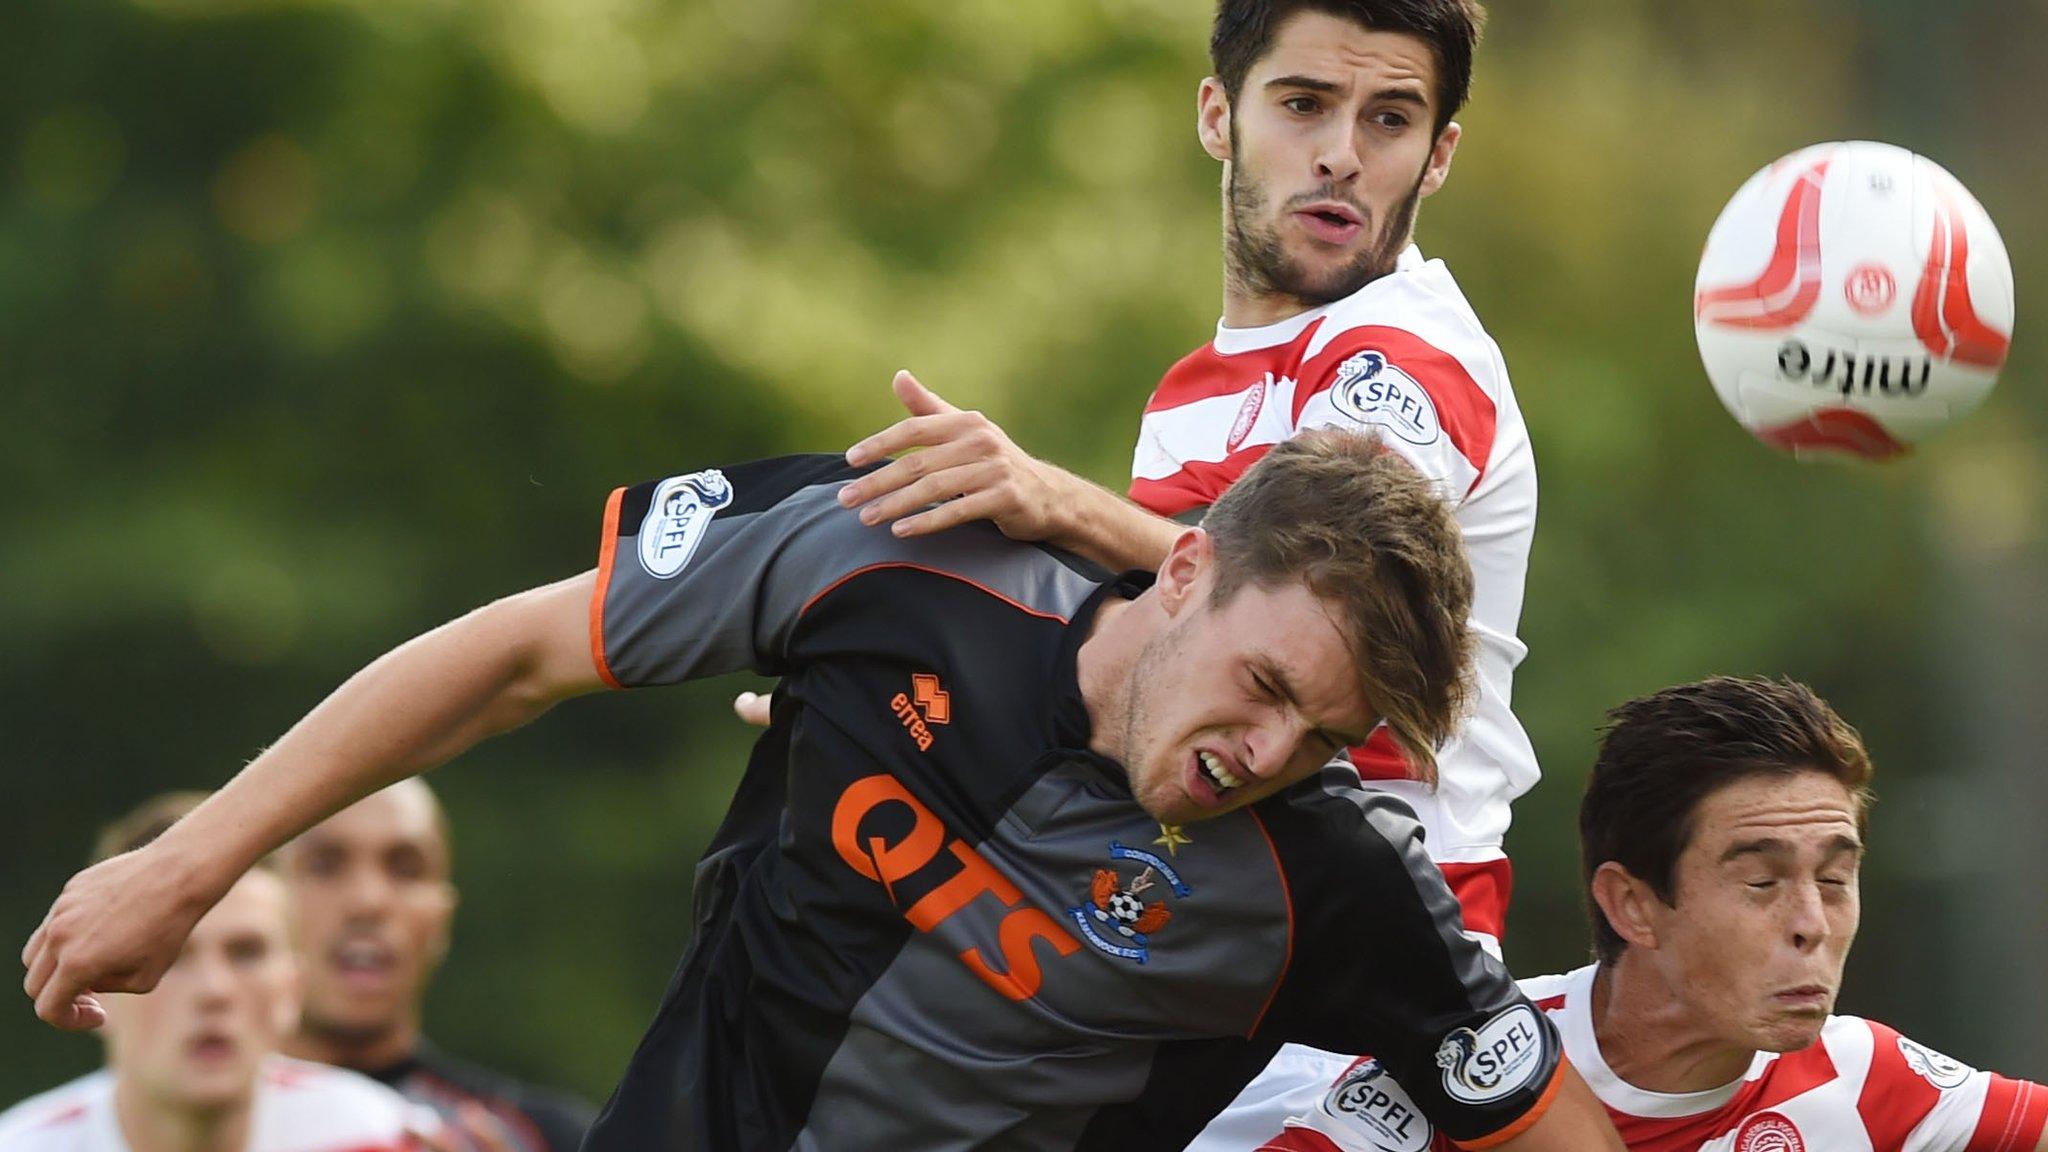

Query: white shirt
<box><xmin>0</xmin><ymin>1057</ymin><xmax>437</xmax><ymax>1152</ymax></box>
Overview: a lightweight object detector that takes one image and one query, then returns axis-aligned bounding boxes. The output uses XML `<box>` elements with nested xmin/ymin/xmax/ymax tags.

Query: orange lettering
<box><xmin>904</xmin><ymin>841</ymin><xmax>1022</xmax><ymax>931</ymax></box>
<box><xmin>831</xmin><ymin>774</ymin><xmax>945</xmax><ymax>885</ymax></box>
<box><xmin>960</xmin><ymin>908</ymin><xmax>1083</xmax><ymax>1002</ymax></box>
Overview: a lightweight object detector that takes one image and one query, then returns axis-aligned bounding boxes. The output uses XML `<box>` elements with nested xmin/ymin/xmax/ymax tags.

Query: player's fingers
<box><xmin>887</xmin><ymin>490</ymin><xmax>1008</xmax><ymax>539</ymax></box>
<box><xmin>854</xmin><ymin>459</ymin><xmax>998</xmax><ymax>530</ymax></box>
<box><xmin>68</xmin><ymin>994</ymin><xmax>106</xmax><ymax>1031</ymax></box>
<box><xmin>733</xmin><ymin>691</ymin><xmax>772</xmax><ymax>728</ymax></box>
<box><xmin>892</xmin><ymin>370</ymin><xmax>960</xmax><ymax>418</ymax></box>
<box><xmin>35</xmin><ymin>969</ymin><xmax>89</xmax><ymax>1029</ymax></box>
<box><xmin>21</xmin><ymin>921</ymin><xmax>46</xmax><ymax>977</ymax></box>
<box><xmin>845</xmin><ymin>410</ymin><xmax>985</xmax><ymax>469</ymax></box>
<box><xmin>23</xmin><ymin>935</ymin><xmax>54</xmax><ymax>1002</ymax></box>
<box><xmin>839</xmin><ymin>436</ymin><xmax>987</xmax><ymax>510</ymax></box>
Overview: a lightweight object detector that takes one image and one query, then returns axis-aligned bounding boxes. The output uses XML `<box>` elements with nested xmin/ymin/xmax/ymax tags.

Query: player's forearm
<box><xmin>151</xmin><ymin>574</ymin><xmax>601</xmax><ymax>898</ymax></box>
<box><xmin>1041</xmin><ymin>471</ymin><xmax>1184</xmax><ymax>571</ymax></box>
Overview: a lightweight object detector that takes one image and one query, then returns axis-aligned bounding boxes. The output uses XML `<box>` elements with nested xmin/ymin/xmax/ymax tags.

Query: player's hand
<box><xmin>839</xmin><ymin>371</ymin><xmax>1073</xmax><ymax>542</ymax></box>
<box><xmin>21</xmin><ymin>845</ymin><xmax>215</xmax><ymax>1030</ymax></box>
<box><xmin>733</xmin><ymin>690</ymin><xmax>772</xmax><ymax>728</ymax></box>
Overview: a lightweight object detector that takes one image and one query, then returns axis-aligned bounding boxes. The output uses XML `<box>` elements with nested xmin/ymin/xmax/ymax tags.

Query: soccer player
<box><xmin>276</xmin><ymin>781</ymin><xmax>596</xmax><ymax>1152</ymax></box>
<box><xmin>1189</xmin><ymin>677</ymin><xmax>2048</xmax><ymax>1152</ymax></box>
<box><xmin>23</xmin><ymin>435</ymin><xmax>1624</xmax><ymax>1150</ymax></box>
<box><xmin>826</xmin><ymin>0</ymin><xmax>1531</xmax><ymax>952</ymax></box>
<box><xmin>0</xmin><ymin>795</ymin><xmax>429</xmax><ymax>1152</ymax></box>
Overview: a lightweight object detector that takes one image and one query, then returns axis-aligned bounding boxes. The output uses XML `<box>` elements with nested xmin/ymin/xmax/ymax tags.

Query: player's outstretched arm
<box><xmin>837</xmin><ymin>370</ymin><xmax>1181</xmax><ymax>572</ymax></box>
<box><xmin>1479</xmin><ymin>1063</ymin><xmax>1623</xmax><ymax>1152</ymax></box>
<box><xmin>21</xmin><ymin>572</ymin><xmax>602</xmax><ymax>1032</ymax></box>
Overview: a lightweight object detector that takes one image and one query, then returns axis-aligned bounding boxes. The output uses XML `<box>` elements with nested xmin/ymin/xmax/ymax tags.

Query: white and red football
<box><xmin>1694</xmin><ymin>141</ymin><xmax>2014</xmax><ymax>460</ymax></box>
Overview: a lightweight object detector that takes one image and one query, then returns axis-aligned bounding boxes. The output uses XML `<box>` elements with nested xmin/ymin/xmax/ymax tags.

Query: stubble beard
<box><xmin>1224</xmin><ymin>150</ymin><xmax>1428</xmax><ymax>312</ymax></box>
<box><xmin>1116</xmin><ymin>626</ymin><xmax>1180</xmax><ymax>820</ymax></box>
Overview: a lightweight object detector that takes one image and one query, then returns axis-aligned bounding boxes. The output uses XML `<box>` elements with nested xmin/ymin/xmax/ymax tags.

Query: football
<box><xmin>1693</xmin><ymin>141</ymin><xmax>2014</xmax><ymax>460</ymax></box>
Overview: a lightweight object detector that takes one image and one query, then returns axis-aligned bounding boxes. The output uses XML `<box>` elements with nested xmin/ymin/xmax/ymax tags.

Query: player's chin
<box><xmin>1751</xmin><ymin>1013</ymin><xmax>1829</xmax><ymax>1054</ymax></box>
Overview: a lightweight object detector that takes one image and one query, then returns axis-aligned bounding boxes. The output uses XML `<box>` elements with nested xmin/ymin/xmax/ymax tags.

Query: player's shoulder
<box><xmin>258</xmin><ymin>1057</ymin><xmax>431</xmax><ymax>1141</ymax></box>
<box><xmin>1514</xmin><ymin>967</ymin><xmax>1580</xmax><ymax>1011</ymax></box>
<box><xmin>1825</xmin><ymin>1014</ymin><xmax>1984</xmax><ymax>1092</ymax></box>
<box><xmin>0</xmin><ymin>1072</ymin><xmax>108</xmax><ymax>1149</ymax></box>
<box><xmin>1255</xmin><ymin>767</ymin><xmax>1435</xmax><ymax>886</ymax></box>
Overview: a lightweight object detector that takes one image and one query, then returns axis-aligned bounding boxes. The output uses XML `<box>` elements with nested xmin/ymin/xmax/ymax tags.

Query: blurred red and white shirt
<box><xmin>0</xmin><ymin>1056</ymin><xmax>436</xmax><ymax>1152</ymax></box>
<box><xmin>1131</xmin><ymin>244</ymin><xmax>1537</xmax><ymax>948</ymax></box>
<box><xmin>1190</xmin><ymin>964</ymin><xmax>2048</xmax><ymax>1152</ymax></box>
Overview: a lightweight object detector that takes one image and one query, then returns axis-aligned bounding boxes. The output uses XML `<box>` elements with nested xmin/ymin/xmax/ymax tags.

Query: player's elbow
<box><xmin>467</xmin><ymin>571</ymin><xmax>605</xmax><ymax>724</ymax></box>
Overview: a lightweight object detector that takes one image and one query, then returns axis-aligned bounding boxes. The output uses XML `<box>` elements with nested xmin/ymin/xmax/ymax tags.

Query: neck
<box><xmin>1592</xmin><ymin>956</ymin><xmax>1759</xmax><ymax>1094</ymax></box>
<box><xmin>114</xmin><ymin>1078</ymin><xmax>252</xmax><ymax>1152</ymax></box>
<box><xmin>1074</xmin><ymin>594</ymin><xmax>1139</xmax><ymax>762</ymax></box>
<box><xmin>1220</xmin><ymin>283</ymin><xmax>1319</xmax><ymax>330</ymax></box>
<box><xmin>280</xmin><ymin>1014</ymin><xmax>418</xmax><ymax>1074</ymax></box>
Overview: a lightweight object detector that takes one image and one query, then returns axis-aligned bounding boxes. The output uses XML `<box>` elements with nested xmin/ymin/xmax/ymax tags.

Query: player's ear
<box><xmin>1590</xmin><ymin>861</ymin><xmax>1662</xmax><ymax>952</ymax></box>
<box><xmin>1198</xmin><ymin>77</ymin><xmax>1233</xmax><ymax>162</ymax></box>
<box><xmin>1419</xmin><ymin>121</ymin><xmax>1460</xmax><ymax>199</ymax></box>
<box><xmin>1156</xmin><ymin>528</ymin><xmax>1213</xmax><ymax>616</ymax></box>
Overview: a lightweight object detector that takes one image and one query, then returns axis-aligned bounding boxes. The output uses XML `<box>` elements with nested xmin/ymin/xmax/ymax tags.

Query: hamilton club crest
<box><xmin>1068</xmin><ymin>842</ymin><xmax>1192</xmax><ymax>964</ymax></box>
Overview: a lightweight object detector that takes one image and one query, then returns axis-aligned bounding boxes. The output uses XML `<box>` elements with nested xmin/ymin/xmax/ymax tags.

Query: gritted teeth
<box><xmin>1199</xmin><ymin>751</ymin><xmax>1244</xmax><ymax>792</ymax></box>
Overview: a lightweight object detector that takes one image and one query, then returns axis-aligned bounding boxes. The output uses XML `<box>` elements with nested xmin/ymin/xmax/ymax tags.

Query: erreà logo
<box><xmin>1330</xmin><ymin>350</ymin><xmax>1442</xmax><ymax>446</ymax></box>
<box><xmin>891</xmin><ymin>673</ymin><xmax>950</xmax><ymax>752</ymax></box>
<box><xmin>1434</xmin><ymin>1004</ymin><xmax>1544</xmax><ymax>1105</ymax></box>
<box><xmin>638</xmin><ymin>470</ymin><xmax>734</xmax><ymax>579</ymax></box>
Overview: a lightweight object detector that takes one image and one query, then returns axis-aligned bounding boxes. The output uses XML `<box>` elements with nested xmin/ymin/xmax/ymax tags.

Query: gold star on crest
<box><xmin>1153</xmin><ymin>823</ymin><xmax>1192</xmax><ymax>856</ymax></box>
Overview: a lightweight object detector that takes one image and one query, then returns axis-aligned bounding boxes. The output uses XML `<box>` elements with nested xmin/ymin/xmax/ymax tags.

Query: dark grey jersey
<box><xmin>581</xmin><ymin>455</ymin><xmax>1561</xmax><ymax>1151</ymax></box>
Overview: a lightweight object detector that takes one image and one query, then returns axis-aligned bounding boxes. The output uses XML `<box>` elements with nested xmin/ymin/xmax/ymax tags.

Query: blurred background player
<box><xmin>799</xmin><ymin>0</ymin><xmax>1532</xmax><ymax>953</ymax></box>
<box><xmin>1191</xmin><ymin>677</ymin><xmax>2048</xmax><ymax>1151</ymax></box>
<box><xmin>276</xmin><ymin>781</ymin><xmax>595</xmax><ymax>1152</ymax></box>
<box><xmin>0</xmin><ymin>794</ymin><xmax>429</xmax><ymax>1152</ymax></box>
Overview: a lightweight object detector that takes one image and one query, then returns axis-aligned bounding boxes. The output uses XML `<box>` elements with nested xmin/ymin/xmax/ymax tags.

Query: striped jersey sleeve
<box><xmin>1291</xmin><ymin>320</ymin><xmax>1501</xmax><ymax>504</ymax></box>
<box><xmin>1861</xmin><ymin>1022</ymin><xmax>2048</xmax><ymax>1152</ymax></box>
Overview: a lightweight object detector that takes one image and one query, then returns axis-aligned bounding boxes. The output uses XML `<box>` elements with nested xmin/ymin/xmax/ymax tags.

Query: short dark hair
<box><xmin>1210</xmin><ymin>0</ymin><xmax>1487</xmax><ymax>134</ymax></box>
<box><xmin>1579</xmin><ymin>676</ymin><xmax>1875</xmax><ymax>965</ymax></box>
<box><xmin>1204</xmin><ymin>429</ymin><xmax>1474</xmax><ymax>783</ymax></box>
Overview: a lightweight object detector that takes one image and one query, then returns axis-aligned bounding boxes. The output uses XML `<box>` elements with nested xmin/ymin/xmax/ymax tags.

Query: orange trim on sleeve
<box><xmin>589</xmin><ymin>486</ymin><xmax>626</xmax><ymax>691</ymax></box>
<box><xmin>1243</xmin><ymin>808</ymin><xmax>1295</xmax><ymax>1037</ymax></box>
<box><xmin>1454</xmin><ymin>1055</ymin><xmax>1569</xmax><ymax>1151</ymax></box>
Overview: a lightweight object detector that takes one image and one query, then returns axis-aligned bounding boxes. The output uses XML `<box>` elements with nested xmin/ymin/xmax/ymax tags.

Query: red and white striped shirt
<box><xmin>0</xmin><ymin>1057</ymin><xmax>436</xmax><ymax>1152</ymax></box>
<box><xmin>1189</xmin><ymin>964</ymin><xmax>2048</xmax><ymax>1152</ymax></box>
<box><xmin>1129</xmin><ymin>245</ymin><xmax>1538</xmax><ymax>945</ymax></box>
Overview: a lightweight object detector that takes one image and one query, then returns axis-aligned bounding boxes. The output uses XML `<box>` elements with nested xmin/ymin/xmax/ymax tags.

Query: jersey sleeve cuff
<box><xmin>589</xmin><ymin>485</ymin><xmax>626</xmax><ymax>691</ymax></box>
<box><xmin>1451</xmin><ymin>1056</ymin><xmax>1569</xmax><ymax>1151</ymax></box>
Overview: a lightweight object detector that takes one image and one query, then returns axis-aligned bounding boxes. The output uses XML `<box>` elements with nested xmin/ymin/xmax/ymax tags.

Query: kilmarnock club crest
<box><xmin>1069</xmin><ymin>842</ymin><xmax>1192</xmax><ymax>964</ymax></box>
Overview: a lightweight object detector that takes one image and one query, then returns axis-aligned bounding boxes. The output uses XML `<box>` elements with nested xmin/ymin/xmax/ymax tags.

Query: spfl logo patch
<box><xmin>638</xmin><ymin>469</ymin><xmax>735</xmax><ymax>579</ymax></box>
<box><xmin>1898</xmin><ymin>1037</ymin><xmax>1973</xmax><ymax>1090</ymax></box>
<box><xmin>1068</xmin><ymin>842</ymin><xmax>1191</xmax><ymax>964</ymax></box>
<box><xmin>1330</xmin><ymin>351</ymin><xmax>1442</xmax><ymax>446</ymax></box>
<box><xmin>1435</xmin><ymin>1005</ymin><xmax>1545</xmax><ymax>1105</ymax></box>
<box><xmin>1316</xmin><ymin>1058</ymin><xmax>1432</xmax><ymax>1152</ymax></box>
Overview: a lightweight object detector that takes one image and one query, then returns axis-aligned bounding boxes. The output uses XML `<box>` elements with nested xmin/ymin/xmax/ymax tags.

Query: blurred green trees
<box><xmin>5</xmin><ymin>0</ymin><xmax>2043</xmax><ymax>1101</ymax></box>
